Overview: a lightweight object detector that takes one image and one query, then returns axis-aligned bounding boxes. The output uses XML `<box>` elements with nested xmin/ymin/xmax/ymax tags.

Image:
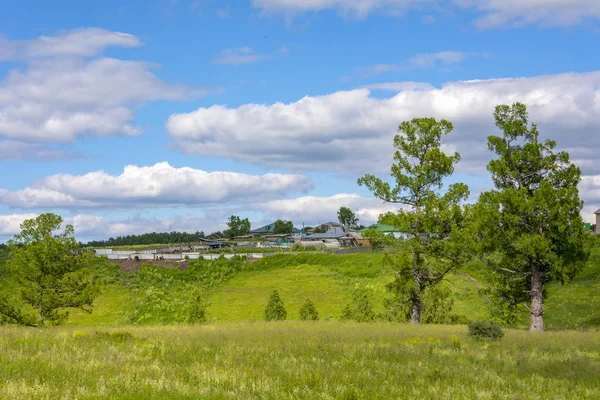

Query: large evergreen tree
<box><xmin>474</xmin><ymin>103</ymin><xmax>591</xmax><ymax>332</ymax></box>
<box><xmin>358</xmin><ymin>117</ymin><xmax>470</xmax><ymax>324</ymax></box>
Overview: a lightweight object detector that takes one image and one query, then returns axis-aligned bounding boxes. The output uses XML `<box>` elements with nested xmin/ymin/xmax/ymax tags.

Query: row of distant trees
<box><xmin>84</xmin><ymin>231</ymin><xmax>206</xmax><ymax>247</ymax></box>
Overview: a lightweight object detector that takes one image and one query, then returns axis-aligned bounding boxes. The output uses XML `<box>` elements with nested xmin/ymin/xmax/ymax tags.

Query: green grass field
<box><xmin>0</xmin><ymin>323</ymin><xmax>598</xmax><ymax>399</ymax></box>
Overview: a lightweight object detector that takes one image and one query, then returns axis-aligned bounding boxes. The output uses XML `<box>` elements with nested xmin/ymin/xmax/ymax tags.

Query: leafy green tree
<box><xmin>273</xmin><ymin>220</ymin><xmax>293</xmax><ymax>234</ymax></box>
<box><xmin>299</xmin><ymin>299</ymin><xmax>319</xmax><ymax>321</ymax></box>
<box><xmin>313</xmin><ymin>225</ymin><xmax>328</xmax><ymax>234</ymax></box>
<box><xmin>353</xmin><ymin>293</ymin><xmax>375</xmax><ymax>322</ymax></box>
<box><xmin>340</xmin><ymin>303</ymin><xmax>354</xmax><ymax>321</ymax></box>
<box><xmin>337</xmin><ymin>207</ymin><xmax>359</xmax><ymax>230</ymax></box>
<box><xmin>0</xmin><ymin>213</ymin><xmax>104</xmax><ymax>327</ymax></box>
<box><xmin>358</xmin><ymin>117</ymin><xmax>470</xmax><ymax>324</ymax></box>
<box><xmin>473</xmin><ymin>103</ymin><xmax>591</xmax><ymax>332</ymax></box>
<box><xmin>264</xmin><ymin>290</ymin><xmax>287</xmax><ymax>321</ymax></box>
<box><xmin>225</xmin><ymin>215</ymin><xmax>251</xmax><ymax>239</ymax></box>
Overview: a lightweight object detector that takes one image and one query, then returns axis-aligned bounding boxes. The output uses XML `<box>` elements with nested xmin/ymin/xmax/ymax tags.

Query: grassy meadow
<box><xmin>1</xmin><ymin>246</ymin><xmax>600</xmax><ymax>398</ymax></box>
<box><xmin>1</xmin><ymin>322</ymin><xmax>599</xmax><ymax>399</ymax></box>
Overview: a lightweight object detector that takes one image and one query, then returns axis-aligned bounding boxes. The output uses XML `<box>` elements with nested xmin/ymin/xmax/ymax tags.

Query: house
<box><xmin>594</xmin><ymin>209</ymin><xmax>600</xmax><ymax>235</ymax></box>
<box><xmin>251</xmin><ymin>222</ymin><xmax>303</xmax><ymax>237</ymax></box>
<box><xmin>302</xmin><ymin>224</ymin><xmax>346</xmax><ymax>241</ymax></box>
<box><xmin>360</xmin><ymin>224</ymin><xmax>409</xmax><ymax>240</ymax></box>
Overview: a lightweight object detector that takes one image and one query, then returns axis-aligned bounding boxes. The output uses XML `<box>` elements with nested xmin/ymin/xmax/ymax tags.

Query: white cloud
<box><xmin>358</xmin><ymin>63</ymin><xmax>399</xmax><ymax>74</ymax></box>
<box><xmin>0</xmin><ymin>214</ymin><xmax>37</xmax><ymax>237</ymax></box>
<box><xmin>0</xmin><ymin>28</ymin><xmax>210</xmax><ymax>143</ymax></box>
<box><xmin>212</xmin><ymin>47</ymin><xmax>271</xmax><ymax>65</ymax></box>
<box><xmin>469</xmin><ymin>0</ymin><xmax>600</xmax><ymax>29</ymax></box>
<box><xmin>0</xmin><ymin>162</ymin><xmax>313</xmax><ymax>209</ymax></box>
<box><xmin>167</xmin><ymin>71</ymin><xmax>600</xmax><ymax>175</ymax></box>
<box><xmin>0</xmin><ymin>213</ymin><xmax>227</xmax><ymax>242</ymax></box>
<box><xmin>408</xmin><ymin>51</ymin><xmax>471</xmax><ymax>69</ymax></box>
<box><xmin>0</xmin><ymin>141</ymin><xmax>82</xmax><ymax>161</ymax></box>
<box><xmin>258</xmin><ymin>193</ymin><xmax>401</xmax><ymax>226</ymax></box>
<box><xmin>362</xmin><ymin>81</ymin><xmax>433</xmax><ymax>91</ymax></box>
<box><xmin>359</xmin><ymin>51</ymin><xmax>488</xmax><ymax>74</ymax></box>
<box><xmin>0</xmin><ymin>28</ymin><xmax>141</xmax><ymax>61</ymax></box>
<box><xmin>252</xmin><ymin>0</ymin><xmax>600</xmax><ymax>27</ymax></box>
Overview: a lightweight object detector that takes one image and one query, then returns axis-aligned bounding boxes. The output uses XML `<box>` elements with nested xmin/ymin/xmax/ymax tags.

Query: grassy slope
<box><xmin>0</xmin><ymin>323</ymin><xmax>598</xmax><ymax>399</ymax></box>
<box><xmin>2</xmin><ymin>246</ymin><xmax>600</xmax><ymax>328</ymax></box>
<box><xmin>208</xmin><ymin>264</ymin><xmax>352</xmax><ymax>321</ymax></box>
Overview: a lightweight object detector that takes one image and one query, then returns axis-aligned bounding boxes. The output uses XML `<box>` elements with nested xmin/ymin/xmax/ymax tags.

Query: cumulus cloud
<box><xmin>252</xmin><ymin>0</ymin><xmax>600</xmax><ymax>27</ymax></box>
<box><xmin>0</xmin><ymin>28</ymin><xmax>210</xmax><ymax>143</ymax></box>
<box><xmin>0</xmin><ymin>162</ymin><xmax>313</xmax><ymax>209</ymax></box>
<box><xmin>167</xmin><ymin>71</ymin><xmax>600</xmax><ymax>175</ymax></box>
<box><xmin>0</xmin><ymin>213</ymin><xmax>227</xmax><ymax>242</ymax></box>
<box><xmin>258</xmin><ymin>193</ymin><xmax>401</xmax><ymax>226</ymax></box>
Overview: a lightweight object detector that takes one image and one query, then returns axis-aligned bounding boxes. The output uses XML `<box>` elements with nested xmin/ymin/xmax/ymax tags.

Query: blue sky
<box><xmin>1</xmin><ymin>0</ymin><xmax>600</xmax><ymax>241</ymax></box>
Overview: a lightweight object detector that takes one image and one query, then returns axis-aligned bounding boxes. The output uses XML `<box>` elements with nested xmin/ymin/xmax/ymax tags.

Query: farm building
<box><xmin>251</xmin><ymin>222</ymin><xmax>303</xmax><ymax>237</ymax></box>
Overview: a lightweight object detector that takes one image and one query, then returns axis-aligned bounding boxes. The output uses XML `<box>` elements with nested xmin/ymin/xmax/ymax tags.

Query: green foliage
<box><xmin>299</xmin><ymin>299</ymin><xmax>319</xmax><ymax>321</ymax></box>
<box><xmin>340</xmin><ymin>304</ymin><xmax>354</xmax><ymax>321</ymax></box>
<box><xmin>264</xmin><ymin>290</ymin><xmax>287</xmax><ymax>321</ymax></box>
<box><xmin>313</xmin><ymin>225</ymin><xmax>328</xmax><ymax>234</ymax></box>
<box><xmin>337</xmin><ymin>207</ymin><xmax>359</xmax><ymax>230</ymax></box>
<box><xmin>273</xmin><ymin>220</ymin><xmax>294</xmax><ymax>234</ymax></box>
<box><xmin>468</xmin><ymin>320</ymin><xmax>504</xmax><ymax>341</ymax></box>
<box><xmin>384</xmin><ymin>286</ymin><xmax>454</xmax><ymax>324</ymax></box>
<box><xmin>1</xmin><ymin>323</ymin><xmax>599</xmax><ymax>399</ymax></box>
<box><xmin>358</xmin><ymin>117</ymin><xmax>470</xmax><ymax>324</ymax></box>
<box><xmin>85</xmin><ymin>231</ymin><xmax>205</xmax><ymax>248</ymax></box>
<box><xmin>353</xmin><ymin>293</ymin><xmax>375</xmax><ymax>322</ymax></box>
<box><xmin>225</xmin><ymin>215</ymin><xmax>251</xmax><ymax>239</ymax></box>
<box><xmin>473</xmin><ymin>102</ymin><xmax>592</xmax><ymax>332</ymax></box>
<box><xmin>1</xmin><ymin>213</ymin><xmax>105</xmax><ymax>327</ymax></box>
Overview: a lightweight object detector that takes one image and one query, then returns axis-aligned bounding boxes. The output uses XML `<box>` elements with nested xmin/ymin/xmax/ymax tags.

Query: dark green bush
<box><xmin>299</xmin><ymin>299</ymin><xmax>319</xmax><ymax>321</ymax></box>
<box><xmin>468</xmin><ymin>320</ymin><xmax>504</xmax><ymax>341</ymax></box>
<box><xmin>354</xmin><ymin>293</ymin><xmax>375</xmax><ymax>322</ymax></box>
<box><xmin>264</xmin><ymin>290</ymin><xmax>287</xmax><ymax>321</ymax></box>
<box><xmin>340</xmin><ymin>304</ymin><xmax>354</xmax><ymax>321</ymax></box>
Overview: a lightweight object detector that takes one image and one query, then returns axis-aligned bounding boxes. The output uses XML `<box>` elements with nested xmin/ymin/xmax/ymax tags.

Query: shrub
<box><xmin>468</xmin><ymin>320</ymin><xmax>504</xmax><ymax>341</ymax></box>
<box><xmin>299</xmin><ymin>299</ymin><xmax>319</xmax><ymax>321</ymax></box>
<box><xmin>354</xmin><ymin>293</ymin><xmax>375</xmax><ymax>322</ymax></box>
<box><xmin>264</xmin><ymin>290</ymin><xmax>287</xmax><ymax>321</ymax></box>
<box><xmin>449</xmin><ymin>335</ymin><xmax>463</xmax><ymax>351</ymax></box>
<box><xmin>340</xmin><ymin>304</ymin><xmax>354</xmax><ymax>321</ymax></box>
<box><xmin>187</xmin><ymin>287</ymin><xmax>208</xmax><ymax>324</ymax></box>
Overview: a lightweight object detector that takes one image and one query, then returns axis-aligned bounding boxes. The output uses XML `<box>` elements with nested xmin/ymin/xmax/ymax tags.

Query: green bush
<box><xmin>264</xmin><ymin>290</ymin><xmax>287</xmax><ymax>321</ymax></box>
<box><xmin>468</xmin><ymin>320</ymin><xmax>504</xmax><ymax>341</ymax></box>
<box><xmin>354</xmin><ymin>293</ymin><xmax>375</xmax><ymax>322</ymax></box>
<box><xmin>299</xmin><ymin>299</ymin><xmax>319</xmax><ymax>321</ymax></box>
<box><xmin>340</xmin><ymin>304</ymin><xmax>354</xmax><ymax>321</ymax></box>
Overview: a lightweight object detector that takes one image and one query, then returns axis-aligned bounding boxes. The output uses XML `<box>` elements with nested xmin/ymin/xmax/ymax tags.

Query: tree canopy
<box><xmin>0</xmin><ymin>213</ymin><xmax>105</xmax><ymax>327</ymax></box>
<box><xmin>337</xmin><ymin>207</ymin><xmax>359</xmax><ymax>230</ymax></box>
<box><xmin>85</xmin><ymin>231</ymin><xmax>205</xmax><ymax>247</ymax></box>
<box><xmin>358</xmin><ymin>117</ymin><xmax>470</xmax><ymax>324</ymax></box>
<box><xmin>473</xmin><ymin>102</ymin><xmax>591</xmax><ymax>332</ymax></box>
<box><xmin>225</xmin><ymin>215</ymin><xmax>251</xmax><ymax>238</ymax></box>
<box><xmin>273</xmin><ymin>220</ymin><xmax>294</xmax><ymax>234</ymax></box>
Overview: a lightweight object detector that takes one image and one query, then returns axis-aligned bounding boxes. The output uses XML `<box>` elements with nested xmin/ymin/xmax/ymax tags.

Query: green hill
<box><xmin>1</xmin><ymin>245</ymin><xmax>599</xmax><ymax>329</ymax></box>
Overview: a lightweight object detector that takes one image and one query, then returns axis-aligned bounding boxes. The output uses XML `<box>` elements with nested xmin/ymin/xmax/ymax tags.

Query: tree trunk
<box><xmin>411</xmin><ymin>252</ymin><xmax>421</xmax><ymax>324</ymax></box>
<box><xmin>410</xmin><ymin>292</ymin><xmax>421</xmax><ymax>324</ymax></box>
<box><xmin>529</xmin><ymin>263</ymin><xmax>544</xmax><ymax>332</ymax></box>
